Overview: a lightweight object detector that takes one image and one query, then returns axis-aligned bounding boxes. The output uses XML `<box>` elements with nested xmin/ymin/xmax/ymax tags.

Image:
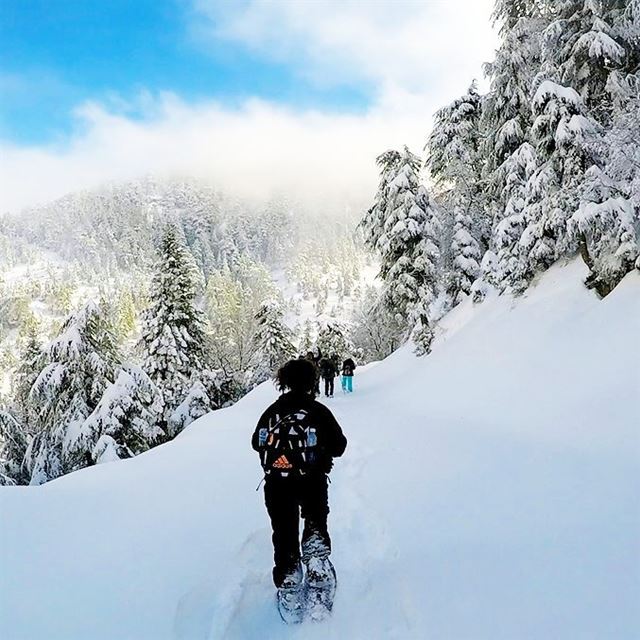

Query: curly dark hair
<box><xmin>276</xmin><ymin>358</ymin><xmax>317</xmax><ymax>394</ymax></box>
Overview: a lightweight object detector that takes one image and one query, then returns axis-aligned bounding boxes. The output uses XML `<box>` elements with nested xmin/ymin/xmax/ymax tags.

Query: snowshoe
<box><xmin>304</xmin><ymin>556</ymin><xmax>337</xmax><ymax>622</ymax></box>
<box><xmin>276</xmin><ymin>565</ymin><xmax>305</xmax><ymax>624</ymax></box>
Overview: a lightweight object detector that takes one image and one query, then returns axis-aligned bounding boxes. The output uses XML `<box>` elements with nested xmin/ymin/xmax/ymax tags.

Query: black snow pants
<box><xmin>264</xmin><ymin>473</ymin><xmax>331</xmax><ymax>587</ymax></box>
<box><xmin>323</xmin><ymin>376</ymin><xmax>334</xmax><ymax>397</ymax></box>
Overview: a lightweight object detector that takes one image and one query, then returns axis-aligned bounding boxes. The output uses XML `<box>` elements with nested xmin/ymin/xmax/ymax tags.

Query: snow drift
<box><xmin>1</xmin><ymin>259</ymin><xmax>639</xmax><ymax>640</ymax></box>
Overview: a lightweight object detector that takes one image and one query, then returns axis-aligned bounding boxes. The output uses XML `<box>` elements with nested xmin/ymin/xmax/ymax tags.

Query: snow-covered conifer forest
<box><xmin>1</xmin><ymin>1</ymin><xmax>639</xmax><ymax>487</ymax></box>
<box><xmin>0</xmin><ymin>182</ymin><xmax>373</xmax><ymax>483</ymax></box>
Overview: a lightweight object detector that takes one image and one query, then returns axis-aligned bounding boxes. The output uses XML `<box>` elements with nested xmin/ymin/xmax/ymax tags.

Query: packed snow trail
<box><xmin>1</xmin><ymin>260</ymin><xmax>639</xmax><ymax>640</ymax></box>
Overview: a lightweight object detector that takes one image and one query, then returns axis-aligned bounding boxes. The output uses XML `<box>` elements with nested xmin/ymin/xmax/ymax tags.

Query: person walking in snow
<box><xmin>252</xmin><ymin>359</ymin><xmax>347</xmax><ymax>617</ymax></box>
<box><xmin>305</xmin><ymin>349</ymin><xmax>322</xmax><ymax>396</ymax></box>
<box><xmin>318</xmin><ymin>355</ymin><xmax>338</xmax><ymax>398</ymax></box>
<box><xmin>341</xmin><ymin>357</ymin><xmax>356</xmax><ymax>393</ymax></box>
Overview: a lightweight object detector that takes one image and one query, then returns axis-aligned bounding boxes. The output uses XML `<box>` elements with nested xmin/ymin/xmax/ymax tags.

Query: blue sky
<box><xmin>0</xmin><ymin>0</ymin><xmax>496</xmax><ymax>213</ymax></box>
<box><xmin>0</xmin><ymin>0</ymin><xmax>370</xmax><ymax>143</ymax></box>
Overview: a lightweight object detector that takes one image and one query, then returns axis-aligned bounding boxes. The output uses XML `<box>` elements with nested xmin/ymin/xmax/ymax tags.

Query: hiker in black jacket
<box><xmin>252</xmin><ymin>359</ymin><xmax>347</xmax><ymax>589</ymax></box>
<box><xmin>318</xmin><ymin>355</ymin><xmax>338</xmax><ymax>398</ymax></box>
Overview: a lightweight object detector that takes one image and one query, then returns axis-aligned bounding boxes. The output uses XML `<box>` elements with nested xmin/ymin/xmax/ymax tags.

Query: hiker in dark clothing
<box><xmin>252</xmin><ymin>359</ymin><xmax>347</xmax><ymax>589</ymax></box>
<box><xmin>318</xmin><ymin>355</ymin><xmax>338</xmax><ymax>397</ymax></box>
<box><xmin>341</xmin><ymin>357</ymin><xmax>356</xmax><ymax>393</ymax></box>
<box><xmin>305</xmin><ymin>349</ymin><xmax>322</xmax><ymax>396</ymax></box>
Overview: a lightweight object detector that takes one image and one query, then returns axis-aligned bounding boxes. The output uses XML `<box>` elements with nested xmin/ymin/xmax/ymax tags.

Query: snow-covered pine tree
<box><xmin>0</xmin><ymin>410</ymin><xmax>29</xmax><ymax>485</ymax></box>
<box><xmin>566</xmin><ymin>4</ymin><xmax>640</xmax><ymax>293</ymax></box>
<box><xmin>520</xmin><ymin>0</ymin><xmax>639</xmax><ymax>292</ymax></box>
<box><xmin>427</xmin><ymin>84</ymin><xmax>485</xmax><ymax>302</ymax></box>
<box><xmin>298</xmin><ymin>319</ymin><xmax>316</xmax><ymax>354</ymax></box>
<box><xmin>113</xmin><ymin>287</ymin><xmax>138</xmax><ymax>343</ymax></box>
<box><xmin>517</xmin><ymin>80</ymin><xmax>599</xmax><ymax>286</ymax></box>
<box><xmin>366</xmin><ymin>146</ymin><xmax>441</xmax><ymax>354</ymax></box>
<box><xmin>603</xmin><ymin>64</ymin><xmax>640</xmax><ymax>278</ymax></box>
<box><xmin>478</xmin><ymin>0</ymin><xmax>548</xmax><ymax>293</ymax></box>
<box><xmin>25</xmin><ymin>301</ymin><xmax>119</xmax><ymax>484</ymax></box>
<box><xmin>68</xmin><ymin>364</ymin><xmax>165</xmax><ymax>464</ymax></box>
<box><xmin>198</xmin><ymin>368</ymin><xmax>242</xmax><ymax>409</ymax></box>
<box><xmin>541</xmin><ymin>0</ymin><xmax>628</xmax><ymax>126</ymax></box>
<box><xmin>12</xmin><ymin>324</ymin><xmax>42</xmax><ymax>430</ymax></box>
<box><xmin>350</xmin><ymin>285</ymin><xmax>404</xmax><ymax>361</ymax></box>
<box><xmin>251</xmin><ymin>301</ymin><xmax>297</xmax><ymax>384</ymax></box>
<box><xmin>569</xmin><ymin>163</ymin><xmax>639</xmax><ymax>295</ymax></box>
<box><xmin>316</xmin><ymin>321</ymin><xmax>352</xmax><ymax>360</ymax></box>
<box><xmin>182</xmin><ymin>201</ymin><xmax>220</xmax><ymax>278</ymax></box>
<box><xmin>169</xmin><ymin>380</ymin><xmax>214</xmax><ymax>433</ymax></box>
<box><xmin>256</xmin><ymin>196</ymin><xmax>297</xmax><ymax>266</ymax></box>
<box><xmin>494</xmin><ymin>142</ymin><xmax>539</xmax><ymax>290</ymax></box>
<box><xmin>205</xmin><ymin>257</ymin><xmax>277</xmax><ymax>375</ymax></box>
<box><xmin>360</xmin><ymin>150</ymin><xmax>401</xmax><ymax>252</ymax></box>
<box><xmin>482</xmin><ymin>0</ymin><xmax>544</xmax><ymax>192</ymax></box>
<box><xmin>139</xmin><ymin>223</ymin><xmax>210</xmax><ymax>436</ymax></box>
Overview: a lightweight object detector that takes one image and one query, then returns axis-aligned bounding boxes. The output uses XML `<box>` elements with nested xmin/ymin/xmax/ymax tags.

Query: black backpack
<box><xmin>319</xmin><ymin>358</ymin><xmax>334</xmax><ymax>377</ymax></box>
<box><xmin>257</xmin><ymin>409</ymin><xmax>319</xmax><ymax>478</ymax></box>
<box><xmin>342</xmin><ymin>360</ymin><xmax>354</xmax><ymax>376</ymax></box>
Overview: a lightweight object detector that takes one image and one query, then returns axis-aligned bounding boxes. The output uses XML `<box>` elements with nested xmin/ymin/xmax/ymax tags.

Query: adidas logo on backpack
<box><xmin>257</xmin><ymin>410</ymin><xmax>318</xmax><ymax>477</ymax></box>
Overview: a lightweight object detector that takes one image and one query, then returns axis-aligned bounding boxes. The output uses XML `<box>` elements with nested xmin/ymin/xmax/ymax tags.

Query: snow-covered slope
<box><xmin>1</xmin><ymin>260</ymin><xmax>639</xmax><ymax>640</ymax></box>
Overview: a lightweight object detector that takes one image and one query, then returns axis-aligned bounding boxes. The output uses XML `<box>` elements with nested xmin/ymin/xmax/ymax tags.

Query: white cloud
<box><xmin>0</xmin><ymin>0</ymin><xmax>498</xmax><ymax>213</ymax></box>
<box><xmin>194</xmin><ymin>0</ymin><xmax>496</xmax><ymax>97</ymax></box>
<box><xmin>0</xmin><ymin>94</ymin><xmax>427</xmax><ymax>213</ymax></box>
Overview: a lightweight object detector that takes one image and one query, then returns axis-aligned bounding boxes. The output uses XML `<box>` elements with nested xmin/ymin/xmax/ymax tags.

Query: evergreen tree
<box><xmin>495</xmin><ymin>142</ymin><xmax>539</xmax><ymax>290</ymax></box>
<box><xmin>169</xmin><ymin>380</ymin><xmax>214</xmax><ymax>434</ymax></box>
<box><xmin>68</xmin><ymin>365</ymin><xmax>165</xmax><ymax>464</ymax></box>
<box><xmin>0</xmin><ymin>409</ymin><xmax>29</xmax><ymax>485</ymax></box>
<box><xmin>521</xmin><ymin>0</ymin><xmax>638</xmax><ymax>290</ymax></box>
<box><xmin>316</xmin><ymin>321</ymin><xmax>352</xmax><ymax>360</ymax></box>
<box><xmin>350</xmin><ymin>286</ymin><xmax>404</xmax><ymax>361</ymax></box>
<box><xmin>360</xmin><ymin>150</ymin><xmax>401</xmax><ymax>252</ymax></box>
<box><xmin>517</xmin><ymin>81</ymin><xmax>599</xmax><ymax>285</ymax></box>
<box><xmin>427</xmin><ymin>84</ymin><xmax>485</xmax><ymax>301</ymax></box>
<box><xmin>12</xmin><ymin>324</ymin><xmax>42</xmax><ymax>430</ymax></box>
<box><xmin>479</xmin><ymin>0</ymin><xmax>547</xmax><ymax>292</ymax></box>
<box><xmin>567</xmin><ymin>6</ymin><xmax>640</xmax><ymax>293</ymax></box>
<box><xmin>113</xmin><ymin>287</ymin><xmax>137</xmax><ymax>343</ymax></box>
<box><xmin>569</xmin><ymin>164</ymin><xmax>639</xmax><ymax>295</ymax></box>
<box><xmin>364</xmin><ymin>147</ymin><xmax>441</xmax><ymax>354</ymax></box>
<box><xmin>139</xmin><ymin>224</ymin><xmax>210</xmax><ymax>435</ymax></box>
<box><xmin>198</xmin><ymin>368</ymin><xmax>243</xmax><ymax>409</ymax></box>
<box><xmin>251</xmin><ymin>301</ymin><xmax>297</xmax><ymax>384</ymax></box>
<box><xmin>541</xmin><ymin>0</ymin><xmax>628</xmax><ymax>125</ymax></box>
<box><xmin>205</xmin><ymin>257</ymin><xmax>277</xmax><ymax>374</ymax></box>
<box><xmin>298</xmin><ymin>319</ymin><xmax>316</xmax><ymax>354</ymax></box>
<box><xmin>25</xmin><ymin>301</ymin><xmax>119</xmax><ymax>484</ymax></box>
<box><xmin>482</xmin><ymin>0</ymin><xmax>543</xmax><ymax>184</ymax></box>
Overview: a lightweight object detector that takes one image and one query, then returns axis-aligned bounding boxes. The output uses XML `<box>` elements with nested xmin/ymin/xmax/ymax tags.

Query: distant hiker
<box><xmin>341</xmin><ymin>357</ymin><xmax>356</xmax><ymax>393</ymax></box>
<box><xmin>318</xmin><ymin>355</ymin><xmax>338</xmax><ymax>398</ymax></box>
<box><xmin>305</xmin><ymin>349</ymin><xmax>322</xmax><ymax>396</ymax></box>
<box><xmin>252</xmin><ymin>359</ymin><xmax>347</xmax><ymax>621</ymax></box>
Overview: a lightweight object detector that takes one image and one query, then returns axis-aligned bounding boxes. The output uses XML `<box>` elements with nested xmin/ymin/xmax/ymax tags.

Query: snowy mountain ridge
<box><xmin>1</xmin><ymin>258</ymin><xmax>638</xmax><ymax>640</ymax></box>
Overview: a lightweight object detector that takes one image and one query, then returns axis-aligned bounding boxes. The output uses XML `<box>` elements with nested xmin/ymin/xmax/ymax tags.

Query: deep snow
<box><xmin>1</xmin><ymin>259</ymin><xmax>639</xmax><ymax>640</ymax></box>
